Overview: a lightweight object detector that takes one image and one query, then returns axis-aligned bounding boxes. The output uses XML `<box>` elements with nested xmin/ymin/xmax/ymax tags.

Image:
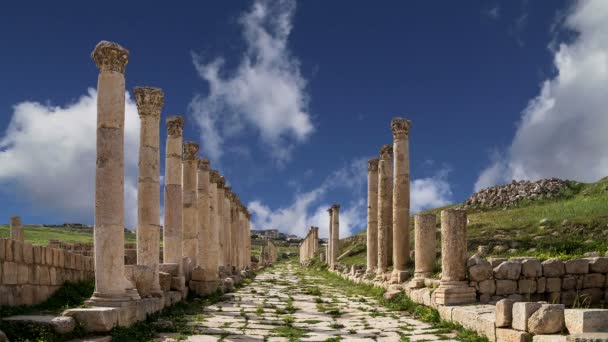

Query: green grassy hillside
<box><xmin>339</xmin><ymin>177</ymin><xmax>608</xmax><ymax>266</ymax></box>
<box><xmin>0</xmin><ymin>225</ymin><xmax>137</xmax><ymax>246</ymax></box>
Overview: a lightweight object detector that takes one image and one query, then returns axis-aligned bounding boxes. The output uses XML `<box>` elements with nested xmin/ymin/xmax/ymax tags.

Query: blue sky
<box><xmin>1</xmin><ymin>0</ymin><xmax>607</xmax><ymax>238</ymax></box>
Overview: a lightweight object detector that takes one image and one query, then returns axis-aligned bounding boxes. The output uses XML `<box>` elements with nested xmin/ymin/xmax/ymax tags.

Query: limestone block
<box><xmin>497</xmin><ymin>280</ymin><xmax>518</xmax><ymax>295</ymax></box>
<box><xmin>518</xmin><ymin>279</ymin><xmax>537</xmax><ymax>295</ymax></box>
<box><xmin>587</xmin><ymin>257</ymin><xmax>608</xmax><ymax>273</ymax></box>
<box><xmin>543</xmin><ymin>259</ymin><xmax>565</xmax><ymax>277</ymax></box>
<box><xmin>124</xmin><ymin>265</ymin><xmax>154</xmax><ymax>298</ymax></box>
<box><xmin>562</xmin><ymin>276</ymin><xmax>577</xmax><ymax>290</ymax></box>
<box><xmin>537</xmin><ymin>277</ymin><xmax>546</xmax><ymax>293</ymax></box>
<box><xmin>489</xmin><ymin>257</ymin><xmax>507</xmax><ymax>268</ymax></box>
<box><xmin>159</xmin><ymin>263</ymin><xmax>179</xmax><ymax>277</ymax></box>
<box><xmin>45</xmin><ymin>248</ymin><xmax>53</xmax><ymax>266</ymax></box>
<box><xmin>32</xmin><ymin>246</ymin><xmax>42</xmax><ymax>264</ymax></box>
<box><xmin>116</xmin><ymin>306</ymin><xmax>137</xmax><ymax>327</ymax></box>
<box><xmin>17</xmin><ymin>264</ymin><xmax>29</xmax><ymax>284</ymax></box>
<box><xmin>5</xmin><ymin>240</ymin><xmax>13</xmax><ymax>261</ymax></box>
<box><xmin>22</xmin><ymin>244</ymin><xmax>33</xmax><ymax>264</ymax></box>
<box><xmin>0</xmin><ymin>239</ymin><xmax>5</xmax><ymax>260</ymax></box>
<box><xmin>564</xmin><ymin>309</ymin><xmax>608</xmax><ymax>334</ymax></box>
<box><xmin>170</xmin><ymin>276</ymin><xmax>185</xmax><ymax>291</ymax></box>
<box><xmin>3</xmin><ymin>262</ymin><xmax>18</xmax><ymax>285</ymax></box>
<box><xmin>438</xmin><ymin>305</ymin><xmax>454</xmax><ymax>321</ymax></box>
<box><xmin>546</xmin><ymin>278</ymin><xmax>562</xmax><ymax>293</ymax></box>
<box><xmin>12</xmin><ymin>241</ymin><xmax>23</xmax><ymax>263</ymax></box>
<box><xmin>496</xmin><ymin>299</ymin><xmax>515</xmax><ymax>328</ymax></box>
<box><xmin>469</xmin><ymin>261</ymin><xmax>493</xmax><ymax>281</ymax></box>
<box><xmin>479</xmin><ymin>279</ymin><xmax>496</xmax><ymax>294</ymax></box>
<box><xmin>583</xmin><ymin>273</ymin><xmax>605</xmax><ymax>288</ymax></box>
<box><xmin>451</xmin><ymin>305</ymin><xmax>496</xmax><ymax>341</ymax></box>
<box><xmin>512</xmin><ymin>302</ymin><xmax>542</xmax><ymax>331</ymax></box>
<box><xmin>19</xmin><ymin>285</ymin><xmax>35</xmax><ymax>305</ymax></box>
<box><xmin>159</xmin><ymin>272</ymin><xmax>171</xmax><ymax>292</ymax></box>
<box><xmin>566</xmin><ymin>333</ymin><xmax>608</xmax><ymax>341</ymax></box>
<box><xmin>494</xmin><ymin>261</ymin><xmax>522</xmax><ymax>280</ymax></box>
<box><xmin>51</xmin><ymin>316</ymin><xmax>76</xmax><ymax>334</ymax></box>
<box><xmin>565</xmin><ymin>259</ymin><xmax>590</xmax><ymax>274</ymax></box>
<box><xmin>522</xmin><ymin>259</ymin><xmax>542</xmax><ymax>278</ymax></box>
<box><xmin>63</xmin><ymin>308</ymin><xmax>119</xmax><ymax>332</ymax></box>
<box><xmin>561</xmin><ymin>290</ymin><xmax>577</xmax><ymax>306</ymax></box>
<box><xmin>496</xmin><ymin>328</ymin><xmax>532</xmax><ymax>342</ymax></box>
<box><xmin>533</xmin><ymin>335</ymin><xmax>566</xmax><ymax>342</ymax></box>
<box><xmin>527</xmin><ymin>304</ymin><xmax>565</xmax><ymax>334</ymax></box>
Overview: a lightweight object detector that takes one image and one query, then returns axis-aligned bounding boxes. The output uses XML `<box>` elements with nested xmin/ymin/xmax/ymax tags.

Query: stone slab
<box><xmin>565</xmin><ymin>309</ymin><xmax>608</xmax><ymax>334</ymax></box>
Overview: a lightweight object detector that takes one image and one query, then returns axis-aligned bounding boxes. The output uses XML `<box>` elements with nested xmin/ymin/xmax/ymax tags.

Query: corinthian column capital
<box><xmin>379</xmin><ymin>144</ymin><xmax>393</xmax><ymax>160</ymax></box>
<box><xmin>391</xmin><ymin>117</ymin><xmax>412</xmax><ymax>140</ymax></box>
<box><xmin>198</xmin><ymin>158</ymin><xmax>210</xmax><ymax>171</ymax></box>
<box><xmin>368</xmin><ymin>158</ymin><xmax>379</xmax><ymax>172</ymax></box>
<box><xmin>183</xmin><ymin>142</ymin><xmax>199</xmax><ymax>161</ymax></box>
<box><xmin>91</xmin><ymin>41</ymin><xmax>129</xmax><ymax>74</ymax></box>
<box><xmin>210</xmin><ymin>170</ymin><xmax>220</xmax><ymax>183</ymax></box>
<box><xmin>166</xmin><ymin>116</ymin><xmax>184</xmax><ymax>137</ymax></box>
<box><xmin>134</xmin><ymin>87</ymin><xmax>164</xmax><ymax>117</ymax></box>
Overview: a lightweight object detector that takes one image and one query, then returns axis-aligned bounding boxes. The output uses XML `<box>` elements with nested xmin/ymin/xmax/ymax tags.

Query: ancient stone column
<box><xmin>327</xmin><ymin>207</ymin><xmax>333</xmax><ymax>266</ymax></box>
<box><xmin>163</xmin><ymin>116</ymin><xmax>184</xmax><ymax>269</ymax></box>
<box><xmin>182</xmin><ymin>142</ymin><xmax>199</xmax><ymax>265</ymax></box>
<box><xmin>224</xmin><ymin>187</ymin><xmax>233</xmax><ymax>272</ymax></box>
<box><xmin>88</xmin><ymin>41</ymin><xmax>139</xmax><ymax>304</ymax></box>
<box><xmin>208</xmin><ymin>170</ymin><xmax>221</xmax><ymax>277</ymax></box>
<box><xmin>377</xmin><ymin>145</ymin><xmax>393</xmax><ymax>275</ymax></box>
<box><xmin>230</xmin><ymin>195</ymin><xmax>238</xmax><ymax>270</ymax></box>
<box><xmin>331</xmin><ymin>204</ymin><xmax>340</xmax><ymax>268</ymax></box>
<box><xmin>391</xmin><ymin>118</ymin><xmax>412</xmax><ymax>283</ymax></box>
<box><xmin>245</xmin><ymin>211</ymin><xmax>251</xmax><ymax>268</ymax></box>
<box><xmin>10</xmin><ymin>216</ymin><xmax>24</xmax><ymax>242</ymax></box>
<box><xmin>410</xmin><ymin>213</ymin><xmax>436</xmax><ymax>288</ymax></box>
<box><xmin>134</xmin><ymin>86</ymin><xmax>164</xmax><ymax>296</ymax></box>
<box><xmin>216</xmin><ymin>176</ymin><xmax>226</xmax><ymax>268</ymax></box>
<box><xmin>434</xmin><ymin>209</ymin><xmax>476</xmax><ymax>305</ymax></box>
<box><xmin>196</xmin><ymin>158</ymin><xmax>210</xmax><ymax>268</ymax></box>
<box><xmin>366</xmin><ymin>158</ymin><xmax>379</xmax><ymax>274</ymax></box>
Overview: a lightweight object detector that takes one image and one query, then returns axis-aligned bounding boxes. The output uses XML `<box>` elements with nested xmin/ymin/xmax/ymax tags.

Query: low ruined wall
<box><xmin>0</xmin><ymin>238</ymin><xmax>95</xmax><ymax>306</ymax></box>
<box><xmin>467</xmin><ymin>256</ymin><xmax>608</xmax><ymax>306</ymax></box>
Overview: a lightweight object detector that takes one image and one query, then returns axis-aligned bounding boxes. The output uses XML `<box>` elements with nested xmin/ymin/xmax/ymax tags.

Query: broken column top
<box><xmin>182</xmin><ymin>142</ymin><xmax>199</xmax><ymax>160</ymax></box>
<box><xmin>379</xmin><ymin>144</ymin><xmax>393</xmax><ymax>160</ymax></box>
<box><xmin>10</xmin><ymin>216</ymin><xmax>21</xmax><ymax>225</ymax></box>
<box><xmin>368</xmin><ymin>158</ymin><xmax>379</xmax><ymax>171</ymax></box>
<box><xmin>415</xmin><ymin>212</ymin><xmax>436</xmax><ymax>219</ymax></box>
<box><xmin>166</xmin><ymin>116</ymin><xmax>184</xmax><ymax>136</ymax></box>
<box><xmin>331</xmin><ymin>203</ymin><xmax>341</xmax><ymax>211</ymax></box>
<box><xmin>91</xmin><ymin>40</ymin><xmax>129</xmax><ymax>74</ymax></box>
<box><xmin>134</xmin><ymin>87</ymin><xmax>164</xmax><ymax>116</ymax></box>
<box><xmin>391</xmin><ymin>117</ymin><xmax>412</xmax><ymax>138</ymax></box>
<box><xmin>197</xmin><ymin>158</ymin><xmax>210</xmax><ymax>171</ymax></box>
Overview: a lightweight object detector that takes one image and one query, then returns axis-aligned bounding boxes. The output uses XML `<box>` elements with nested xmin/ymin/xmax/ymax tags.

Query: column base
<box><xmin>390</xmin><ymin>269</ymin><xmax>411</xmax><ymax>283</ymax></box>
<box><xmin>433</xmin><ymin>281</ymin><xmax>476</xmax><ymax>305</ymax></box>
<box><xmin>86</xmin><ymin>288</ymin><xmax>141</xmax><ymax>307</ymax></box>
<box><xmin>407</xmin><ymin>278</ymin><xmax>426</xmax><ymax>289</ymax></box>
<box><xmin>189</xmin><ymin>280</ymin><xmax>219</xmax><ymax>296</ymax></box>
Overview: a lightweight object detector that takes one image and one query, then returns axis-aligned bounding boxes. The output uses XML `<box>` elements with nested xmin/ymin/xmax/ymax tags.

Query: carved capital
<box><xmin>209</xmin><ymin>170</ymin><xmax>220</xmax><ymax>183</ymax></box>
<box><xmin>166</xmin><ymin>116</ymin><xmax>184</xmax><ymax>137</ymax></box>
<box><xmin>217</xmin><ymin>176</ymin><xmax>226</xmax><ymax>188</ymax></box>
<box><xmin>379</xmin><ymin>144</ymin><xmax>393</xmax><ymax>160</ymax></box>
<box><xmin>197</xmin><ymin>158</ymin><xmax>210</xmax><ymax>171</ymax></box>
<box><xmin>183</xmin><ymin>142</ymin><xmax>199</xmax><ymax>161</ymax></box>
<box><xmin>368</xmin><ymin>158</ymin><xmax>379</xmax><ymax>172</ymax></box>
<box><xmin>391</xmin><ymin>117</ymin><xmax>412</xmax><ymax>140</ymax></box>
<box><xmin>91</xmin><ymin>41</ymin><xmax>129</xmax><ymax>74</ymax></box>
<box><xmin>332</xmin><ymin>203</ymin><xmax>341</xmax><ymax>211</ymax></box>
<box><xmin>134</xmin><ymin>87</ymin><xmax>164</xmax><ymax>117</ymax></box>
<box><xmin>327</xmin><ymin>207</ymin><xmax>333</xmax><ymax>214</ymax></box>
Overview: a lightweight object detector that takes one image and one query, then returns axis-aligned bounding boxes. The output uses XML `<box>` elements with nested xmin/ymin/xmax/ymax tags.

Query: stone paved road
<box><xmin>160</xmin><ymin>263</ymin><xmax>458</xmax><ymax>341</ymax></box>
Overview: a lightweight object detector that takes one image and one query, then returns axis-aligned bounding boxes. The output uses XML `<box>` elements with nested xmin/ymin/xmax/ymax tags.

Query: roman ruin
<box><xmin>366</xmin><ymin>158</ymin><xmax>379</xmax><ymax>274</ymax></box>
<box><xmin>391</xmin><ymin>118</ymin><xmax>411</xmax><ymax>283</ymax></box>
<box><xmin>299</xmin><ymin>226</ymin><xmax>319</xmax><ymax>264</ymax></box>
<box><xmin>182</xmin><ymin>142</ymin><xmax>199</xmax><ymax>265</ymax></box>
<box><xmin>376</xmin><ymin>144</ymin><xmax>393</xmax><ymax>275</ymax></box>
<box><xmin>163</xmin><ymin>115</ymin><xmax>184</xmax><ymax>271</ymax></box>
<box><xmin>331</xmin><ymin>204</ymin><xmax>340</xmax><ymax>269</ymax></box>
<box><xmin>9</xmin><ymin>216</ymin><xmax>23</xmax><ymax>242</ymax></box>
<box><xmin>413</xmin><ymin>213</ymin><xmax>436</xmax><ymax>281</ymax></box>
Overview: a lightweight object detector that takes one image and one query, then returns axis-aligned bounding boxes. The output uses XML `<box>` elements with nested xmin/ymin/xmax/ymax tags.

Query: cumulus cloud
<box><xmin>476</xmin><ymin>0</ymin><xmax>608</xmax><ymax>191</ymax></box>
<box><xmin>0</xmin><ymin>89</ymin><xmax>140</xmax><ymax>228</ymax></box>
<box><xmin>189</xmin><ymin>0</ymin><xmax>313</xmax><ymax>165</ymax></box>
<box><xmin>248</xmin><ymin>159</ymin><xmax>453</xmax><ymax>238</ymax></box>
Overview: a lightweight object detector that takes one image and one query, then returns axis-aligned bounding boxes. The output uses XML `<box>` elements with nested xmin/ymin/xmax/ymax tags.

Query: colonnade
<box><xmin>299</xmin><ymin>226</ymin><xmax>319</xmax><ymax>264</ymax></box>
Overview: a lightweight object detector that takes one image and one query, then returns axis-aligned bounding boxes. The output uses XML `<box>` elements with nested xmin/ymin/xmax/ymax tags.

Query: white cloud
<box><xmin>476</xmin><ymin>0</ymin><xmax>608</xmax><ymax>190</ymax></box>
<box><xmin>0</xmin><ymin>89</ymin><xmax>140</xmax><ymax>228</ymax></box>
<box><xmin>189</xmin><ymin>0</ymin><xmax>313</xmax><ymax>165</ymax></box>
<box><xmin>248</xmin><ymin>158</ymin><xmax>453</xmax><ymax>238</ymax></box>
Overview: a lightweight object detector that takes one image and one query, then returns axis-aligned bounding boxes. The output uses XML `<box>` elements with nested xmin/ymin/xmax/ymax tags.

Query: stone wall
<box><xmin>0</xmin><ymin>238</ymin><xmax>95</xmax><ymax>306</ymax></box>
<box><xmin>464</xmin><ymin>178</ymin><xmax>569</xmax><ymax>208</ymax></box>
<box><xmin>467</xmin><ymin>256</ymin><xmax>608</xmax><ymax>306</ymax></box>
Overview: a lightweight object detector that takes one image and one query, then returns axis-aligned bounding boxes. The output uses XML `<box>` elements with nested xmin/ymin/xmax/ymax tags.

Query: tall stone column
<box><xmin>224</xmin><ymin>187</ymin><xmax>233</xmax><ymax>272</ymax></box>
<box><xmin>366</xmin><ymin>158</ymin><xmax>379</xmax><ymax>274</ymax></box>
<box><xmin>391</xmin><ymin>118</ymin><xmax>412</xmax><ymax>283</ymax></box>
<box><xmin>245</xmin><ymin>211</ymin><xmax>251</xmax><ymax>268</ymax></box>
<box><xmin>216</xmin><ymin>176</ymin><xmax>226</xmax><ymax>268</ymax></box>
<box><xmin>331</xmin><ymin>204</ymin><xmax>340</xmax><ymax>269</ymax></box>
<box><xmin>10</xmin><ymin>216</ymin><xmax>24</xmax><ymax>242</ymax></box>
<box><xmin>208</xmin><ymin>170</ymin><xmax>221</xmax><ymax>277</ymax></box>
<box><xmin>196</xmin><ymin>158</ymin><xmax>210</xmax><ymax>268</ymax></box>
<box><xmin>410</xmin><ymin>213</ymin><xmax>436</xmax><ymax>288</ymax></box>
<box><xmin>327</xmin><ymin>207</ymin><xmax>333</xmax><ymax>266</ymax></box>
<box><xmin>230</xmin><ymin>195</ymin><xmax>238</xmax><ymax>270</ymax></box>
<box><xmin>376</xmin><ymin>145</ymin><xmax>393</xmax><ymax>275</ymax></box>
<box><xmin>163</xmin><ymin>116</ymin><xmax>184</xmax><ymax>268</ymax></box>
<box><xmin>88</xmin><ymin>41</ymin><xmax>139</xmax><ymax>304</ymax></box>
<box><xmin>134</xmin><ymin>86</ymin><xmax>164</xmax><ymax>296</ymax></box>
<box><xmin>434</xmin><ymin>209</ymin><xmax>476</xmax><ymax>305</ymax></box>
<box><xmin>182</xmin><ymin>142</ymin><xmax>199</xmax><ymax>265</ymax></box>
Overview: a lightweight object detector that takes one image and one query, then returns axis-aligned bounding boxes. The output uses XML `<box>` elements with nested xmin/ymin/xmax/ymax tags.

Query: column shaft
<box><xmin>366</xmin><ymin>159</ymin><xmax>379</xmax><ymax>274</ymax></box>
<box><xmin>163</xmin><ymin>116</ymin><xmax>184</xmax><ymax>267</ymax></box>
<box><xmin>377</xmin><ymin>145</ymin><xmax>393</xmax><ymax>274</ymax></box>
<box><xmin>182</xmin><ymin>143</ymin><xmax>199</xmax><ymax>263</ymax></box>
<box><xmin>216</xmin><ymin>177</ymin><xmax>225</xmax><ymax>268</ymax></box>
<box><xmin>391</xmin><ymin>118</ymin><xmax>411</xmax><ymax>281</ymax></box>
<box><xmin>414</xmin><ymin>213</ymin><xmax>436</xmax><ymax>278</ymax></box>
<box><xmin>208</xmin><ymin>171</ymin><xmax>220</xmax><ymax>277</ymax></box>
<box><xmin>331</xmin><ymin>205</ymin><xmax>340</xmax><ymax>268</ymax></box>
<box><xmin>10</xmin><ymin>216</ymin><xmax>24</xmax><ymax>242</ymax></box>
<box><xmin>196</xmin><ymin>159</ymin><xmax>210</xmax><ymax>269</ymax></box>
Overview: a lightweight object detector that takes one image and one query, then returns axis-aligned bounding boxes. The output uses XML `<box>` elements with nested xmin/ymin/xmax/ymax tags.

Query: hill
<box><xmin>0</xmin><ymin>225</ymin><xmax>137</xmax><ymax>246</ymax></box>
<box><xmin>338</xmin><ymin>177</ymin><xmax>608</xmax><ymax>266</ymax></box>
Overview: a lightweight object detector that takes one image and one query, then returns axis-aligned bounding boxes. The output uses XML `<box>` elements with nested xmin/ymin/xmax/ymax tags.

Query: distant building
<box><xmin>251</xmin><ymin>229</ymin><xmax>280</xmax><ymax>240</ymax></box>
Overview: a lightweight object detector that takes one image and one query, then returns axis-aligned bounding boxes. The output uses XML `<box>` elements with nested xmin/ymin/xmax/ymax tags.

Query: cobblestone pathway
<box><xmin>160</xmin><ymin>263</ymin><xmax>458</xmax><ymax>341</ymax></box>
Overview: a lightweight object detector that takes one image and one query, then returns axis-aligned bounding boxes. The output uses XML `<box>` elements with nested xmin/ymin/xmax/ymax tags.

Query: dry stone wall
<box><xmin>467</xmin><ymin>255</ymin><xmax>608</xmax><ymax>306</ymax></box>
<box><xmin>465</xmin><ymin>178</ymin><xmax>570</xmax><ymax>208</ymax></box>
<box><xmin>0</xmin><ymin>238</ymin><xmax>94</xmax><ymax>306</ymax></box>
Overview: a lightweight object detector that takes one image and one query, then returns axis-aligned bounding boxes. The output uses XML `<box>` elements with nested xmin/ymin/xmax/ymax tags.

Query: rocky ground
<box><xmin>158</xmin><ymin>262</ymin><xmax>458</xmax><ymax>341</ymax></box>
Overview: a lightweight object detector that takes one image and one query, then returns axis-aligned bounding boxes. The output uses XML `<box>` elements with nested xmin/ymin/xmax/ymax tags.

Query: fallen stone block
<box><xmin>566</xmin><ymin>333</ymin><xmax>608</xmax><ymax>342</ymax></box>
<box><xmin>2</xmin><ymin>315</ymin><xmax>76</xmax><ymax>334</ymax></box>
<box><xmin>452</xmin><ymin>305</ymin><xmax>496</xmax><ymax>341</ymax></box>
<box><xmin>159</xmin><ymin>263</ymin><xmax>179</xmax><ymax>277</ymax></box>
<box><xmin>512</xmin><ymin>302</ymin><xmax>542</xmax><ymax>331</ymax></box>
<box><xmin>496</xmin><ymin>299</ymin><xmax>515</xmax><ymax>328</ymax></box>
<box><xmin>533</xmin><ymin>335</ymin><xmax>566</xmax><ymax>342</ymax></box>
<box><xmin>159</xmin><ymin>272</ymin><xmax>171</xmax><ymax>292</ymax></box>
<box><xmin>565</xmin><ymin>309</ymin><xmax>608</xmax><ymax>334</ymax></box>
<box><xmin>527</xmin><ymin>304</ymin><xmax>565</xmax><ymax>335</ymax></box>
<box><xmin>62</xmin><ymin>308</ymin><xmax>119</xmax><ymax>332</ymax></box>
<box><xmin>496</xmin><ymin>328</ymin><xmax>532</xmax><ymax>342</ymax></box>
